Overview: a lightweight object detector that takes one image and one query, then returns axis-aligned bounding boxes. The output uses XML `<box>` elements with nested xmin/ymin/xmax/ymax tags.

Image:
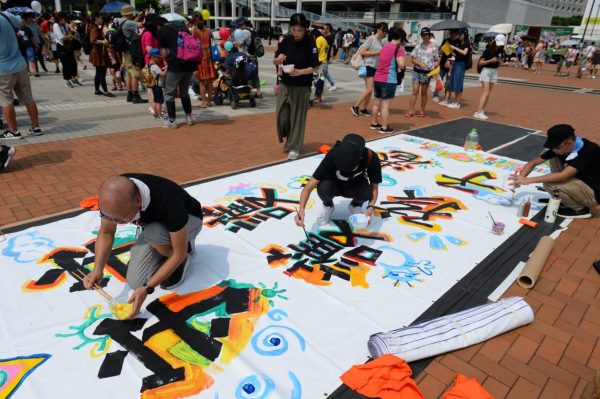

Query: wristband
<box><xmin>367</xmin><ymin>205</ymin><xmax>375</xmax><ymax>209</ymax></box>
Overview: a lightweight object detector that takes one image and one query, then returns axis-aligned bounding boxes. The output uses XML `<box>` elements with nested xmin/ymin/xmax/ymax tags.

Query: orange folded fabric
<box><xmin>340</xmin><ymin>354</ymin><xmax>425</xmax><ymax>399</ymax></box>
<box><xmin>80</xmin><ymin>196</ymin><xmax>100</xmax><ymax>211</ymax></box>
<box><xmin>442</xmin><ymin>374</ymin><xmax>494</xmax><ymax>399</ymax></box>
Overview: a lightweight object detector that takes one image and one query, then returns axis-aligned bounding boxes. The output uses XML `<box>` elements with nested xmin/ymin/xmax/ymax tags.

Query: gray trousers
<box><xmin>164</xmin><ymin>70</ymin><xmax>194</xmax><ymax>102</ymax></box>
<box><xmin>126</xmin><ymin>215</ymin><xmax>203</xmax><ymax>289</ymax></box>
<box><xmin>276</xmin><ymin>84</ymin><xmax>310</xmax><ymax>152</ymax></box>
<box><xmin>544</xmin><ymin>157</ymin><xmax>598</xmax><ymax>211</ymax></box>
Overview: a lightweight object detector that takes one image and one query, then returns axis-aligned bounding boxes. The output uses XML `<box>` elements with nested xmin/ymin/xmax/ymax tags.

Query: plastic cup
<box><xmin>282</xmin><ymin>64</ymin><xmax>294</xmax><ymax>73</ymax></box>
<box><xmin>492</xmin><ymin>222</ymin><xmax>505</xmax><ymax>235</ymax></box>
<box><xmin>349</xmin><ymin>214</ymin><xmax>369</xmax><ymax>229</ymax></box>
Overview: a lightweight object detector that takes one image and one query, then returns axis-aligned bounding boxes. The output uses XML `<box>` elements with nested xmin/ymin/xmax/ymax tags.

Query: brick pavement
<box><xmin>1</xmin><ymin>78</ymin><xmax>599</xmax><ymax>399</ymax></box>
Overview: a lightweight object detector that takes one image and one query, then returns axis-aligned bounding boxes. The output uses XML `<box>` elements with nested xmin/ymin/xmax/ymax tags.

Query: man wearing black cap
<box><xmin>294</xmin><ymin>134</ymin><xmax>382</xmax><ymax>226</ymax></box>
<box><xmin>510</xmin><ymin>124</ymin><xmax>600</xmax><ymax>218</ymax></box>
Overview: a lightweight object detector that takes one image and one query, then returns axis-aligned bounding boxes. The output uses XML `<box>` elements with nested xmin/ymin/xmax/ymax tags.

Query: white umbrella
<box><xmin>161</xmin><ymin>12</ymin><xmax>185</xmax><ymax>21</ymax></box>
<box><xmin>488</xmin><ymin>23</ymin><xmax>513</xmax><ymax>34</ymax></box>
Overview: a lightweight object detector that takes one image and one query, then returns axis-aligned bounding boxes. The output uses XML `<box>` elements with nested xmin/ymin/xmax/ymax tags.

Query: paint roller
<box><xmin>517</xmin><ymin>236</ymin><xmax>554</xmax><ymax>289</ymax></box>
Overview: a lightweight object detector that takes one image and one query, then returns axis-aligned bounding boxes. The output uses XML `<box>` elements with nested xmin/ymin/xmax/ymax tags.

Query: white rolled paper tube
<box><xmin>368</xmin><ymin>296</ymin><xmax>534</xmax><ymax>362</ymax></box>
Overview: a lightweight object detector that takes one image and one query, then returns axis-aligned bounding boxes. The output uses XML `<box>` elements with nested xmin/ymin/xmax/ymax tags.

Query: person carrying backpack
<box><xmin>119</xmin><ymin>5</ymin><xmax>147</xmax><ymax>104</ymax></box>
<box><xmin>236</xmin><ymin>17</ymin><xmax>263</xmax><ymax>98</ymax></box>
<box><xmin>156</xmin><ymin>19</ymin><xmax>200</xmax><ymax>128</ymax></box>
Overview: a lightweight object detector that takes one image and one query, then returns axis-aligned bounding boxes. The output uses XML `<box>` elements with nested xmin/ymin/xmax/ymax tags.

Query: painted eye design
<box><xmin>235</xmin><ymin>374</ymin><xmax>275</xmax><ymax>399</ymax></box>
<box><xmin>251</xmin><ymin>310</ymin><xmax>306</xmax><ymax>356</ymax></box>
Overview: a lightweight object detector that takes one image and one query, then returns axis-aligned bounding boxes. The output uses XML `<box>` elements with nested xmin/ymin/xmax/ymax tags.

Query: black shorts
<box><xmin>366</xmin><ymin>66</ymin><xmax>377</xmax><ymax>78</ymax></box>
<box><xmin>152</xmin><ymin>86</ymin><xmax>164</xmax><ymax>104</ymax></box>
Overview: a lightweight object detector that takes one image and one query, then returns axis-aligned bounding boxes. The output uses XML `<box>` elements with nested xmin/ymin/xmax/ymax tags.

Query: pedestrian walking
<box><xmin>474</xmin><ymin>34</ymin><xmax>505</xmax><ymax>120</ymax></box>
<box><xmin>89</xmin><ymin>13</ymin><xmax>114</xmax><ymax>97</ymax></box>
<box><xmin>370</xmin><ymin>27</ymin><xmax>406</xmax><ymax>134</ymax></box>
<box><xmin>157</xmin><ymin>19</ymin><xmax>199</xmax><ymax>128</ymax></box>
<box><xmin>274</xmin><ymin>13</ymin><xmax>320</xmax><ymax>160</ymax></box>
<box><xmin>192</xmin><ymin>13</ymin><xmax>217</xmax><ymax>108</ymax></box>
<box><xmin>53</xmin><ymin>12</ymin><xmax>80</xmax><ymax>88</ymax></box>
<box><xmin>0</xmin><ymin>9</ymin><xmax>43</xmax><ymax>139</ymax></box>
<box><xmin>446</xmin><ymin>28</ymin><xmax>470</xmax><ymax>109</ymax></box>
<box><xmin>351</xmin><ymin>22</ymin><xmax>388</xmax><ymax>117</ymax></box>
<box><xmin>406</xmin><ymin>27</ymin><xmax>439</xmax><ymax>118</ymax></box>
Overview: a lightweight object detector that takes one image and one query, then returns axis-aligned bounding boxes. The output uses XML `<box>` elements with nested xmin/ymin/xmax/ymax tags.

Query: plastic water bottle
<box><xmin>464</xmin><ymin>128</ymin><xmax>479</xmax><ymax>152</ymax></box>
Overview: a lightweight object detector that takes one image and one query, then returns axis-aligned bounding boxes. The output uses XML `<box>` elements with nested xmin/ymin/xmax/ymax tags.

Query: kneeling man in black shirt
<box><xmin>84</xmin><ymin>173</ymin><xmax>203</xmax><ymax>318</ymax></box>
<box><xmin>295</xmin><ymin>133</ymin><xmax>382</xmax><ymax>226</ymax></box>
<box><xmin>510</xmin><ymin>124</ymin><xmax>600</xmax><ymax>219</ymax></box>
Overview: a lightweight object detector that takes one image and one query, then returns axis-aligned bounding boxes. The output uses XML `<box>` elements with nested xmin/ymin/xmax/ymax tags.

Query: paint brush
<box><xmin>72</xmin><ymin>270</ymin><xmax>119</xmax><ymax>306</ymax></box>
<box><xmin>488</xmin><ymin>211</ymin><xmax>497</xmax><ymax>226</ymax></box>
<box><xmin>295</xmin><ymin>208</ymin><xmax>314</xmax><ymax>251</ymax></box>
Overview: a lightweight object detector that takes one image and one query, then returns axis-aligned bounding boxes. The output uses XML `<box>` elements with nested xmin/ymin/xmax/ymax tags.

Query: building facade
<box><xmin>460</xmin><ymin>0</ymin><xmax>554</xmax><ymax>31</ymax></box>
<box><xmin>529</xmin><ymin>0</ymin><xmax>589</xmax><ymax>17</ymax></box>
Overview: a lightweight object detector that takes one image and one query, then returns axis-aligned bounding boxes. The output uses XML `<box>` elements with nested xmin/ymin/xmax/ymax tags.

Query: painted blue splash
<box><xmin>2</xmin><ymin>231</ymin><xmax>55</xmax><ymax>263</ymax></box>
<box><xmin>251</xmin><ymin>325</ymin><xmax>306</xmax><ymax>356</ymax></box>
<box><xmin>406</xmin><ymin>232</ymin><xmax>427</xmax><ymax>242</ymax></box>
<box><xmin>267</xmin><ymin>309</ymin><xmax>288</xmax><ymax>322</ymax></box>
<box><xmin>235</xmin><ymin>374</ymin><xmax>275</xmax><ymax>399</ymax></box>
<box><xmin>445</xmin><ymin>235</ymin><xmax>466</xmax><ymax>246</ymax></box>
<box><xmin>289</xmin><ymin>371</ymin><xmax>302</xmax><ymax>399</ymax></box>
<box><xmin>429</xmin><ymin>235</ymin><xmax>446</xmax><ymax>251</ymax></box>
<box><xmin>380</xmin><ymin>174</ymin><xmax>397</xmax><ymax>187</ymax></box>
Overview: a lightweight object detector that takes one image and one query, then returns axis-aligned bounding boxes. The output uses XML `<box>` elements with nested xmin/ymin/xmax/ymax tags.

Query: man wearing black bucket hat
<box><xmin>510</xmin><ymin>124</ymin><xmax>600</xmax><ymax>219</ymax></box>
<box><xmin>294</xmin><ymin>133</ymin><xmax>382</xmax><ymax>226</ymax></box>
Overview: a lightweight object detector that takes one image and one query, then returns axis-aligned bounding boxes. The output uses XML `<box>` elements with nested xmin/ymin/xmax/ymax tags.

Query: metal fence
<box><xmin>330</xmin><ymin>11</ymin><xmax>454</xmax><ymax>20</ymax></box>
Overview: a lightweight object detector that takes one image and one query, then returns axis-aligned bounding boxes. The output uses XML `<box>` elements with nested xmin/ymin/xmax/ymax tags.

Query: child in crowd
<box><xmin>149</xmin><ymin>48</ymin><xmax>166</xmax><ymax>120</ymax></box>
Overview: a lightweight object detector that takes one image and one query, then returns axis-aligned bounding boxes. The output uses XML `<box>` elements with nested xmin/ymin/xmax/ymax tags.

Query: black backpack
<box><xmin>247</xmin><ymin>29</ymin><xmax>264</xmax><ymax>57</ymax></box>
<box><xmin>107</xmin><ymin>27</ymin><xmax>128</xmax><ymax>53</ymax></box>
<box><xmin>128</xmin><ymin>35</ymin><xmax>145</xmax><ymax>67</ymax></box>
<box><xmin>394</xmin><ymin>45</ymin><xmax>405</xmax><ymax>86</ymax></box>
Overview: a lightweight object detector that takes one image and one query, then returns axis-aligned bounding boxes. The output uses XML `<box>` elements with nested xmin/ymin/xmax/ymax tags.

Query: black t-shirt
<box><xmin>480</xmin><ymin>47</ymin><xmax>504</xmax><ymax>68</ymax></box>
<box><xmin>156</xmin><ymin>25</ymin><xmax>198</xmax><ymax>73</ymax></box>
<box><xmin>275</xmin><ymin>33</ymin><xmax>320</xmax><ymax>87</ymax></box>
<box><xmin>325</xmin><ymin>33</ymin><xmax>334</xmax><ymax>61</ymax></box>
<box><xmin>122</xmin><ymin>173</ymin><xmax>203</xmax><ymax>232</ymax></box>
<box><xmin>313</xmin><ymin>146</ymin><xmax>382</xmax><ymax>186</ymax></box>
<box><xmin>540</xmin><ymin>138</ymin><xmax>600</xmax><ymax>202</ymax></box>
<box><xmin>453</xmin><ymin>41</ymin><xmax>469</xmax><ymax>63</ymax></box>
<box><xmin>440</xmin><ymin>38</ymin><xmax>458</xmax><ymax>71</ymax></box>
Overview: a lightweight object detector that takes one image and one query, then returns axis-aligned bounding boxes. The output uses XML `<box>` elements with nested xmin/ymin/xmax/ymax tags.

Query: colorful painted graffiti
<box><xmin>263</xmin><ymin>220</ymin><xmax>392</xmax><ymax>288</ymax></box>
<box><xmin>0</xmin><ymin>354</ymin><xmax>50</xmax><ymax>399</ymax></box>
<box><xmin>55</xmin><ymin>304</ymin><xmax>113</xmax><ymax>358</ymax></box>
<box><xmin>2</xmin><ymin>232</ymin><xmax>55</xmax><ymax>264</ymax></box>
<box><xmin>398</xmin><ymin>136</ymin><xmax>550</xmax><ymax>173</ymax></box>
<box><xmin>406</xmin><ymin>232</ymin><xmax>468</xmax><ymax>251</ymax></box>
<box><xmin>435</xmin><ymin>171</ymin><xmax>505</xmax><ymax>195</ymax></box>
<box><xmin>87</xmin><ymin>280</ymin><xmax>279</xmax><ymax>398</ymax></box>
<box><xmin>202</xmin><ymin>187</ymin><xmax>300</xmax><ymax>233</ymax></box>
<box><xmin>377</xmin><ymin>245</ymin><xmax>436</xmax><ymax>287</ymax></box>
<box><xmin>377</xmin><ymin>148</ymin><xmax>440</xmax><ymax>172</ymax></box>
<box><xmin>377</xmin><ymin>189</ymin><xmax>467</xmax><ymax>232</ymax></box>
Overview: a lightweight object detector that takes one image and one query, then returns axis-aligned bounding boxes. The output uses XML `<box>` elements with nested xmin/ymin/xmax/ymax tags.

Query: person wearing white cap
<box><xmin>474</xmin><ymin>34</ymin><xmax>505</xmax><ymax>120</ymax></box>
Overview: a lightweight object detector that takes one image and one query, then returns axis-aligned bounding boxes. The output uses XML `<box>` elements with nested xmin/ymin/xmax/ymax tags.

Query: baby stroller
<box><xmin>214</xmin><ymin>51</ymin><xmax>257</xmax><ymax>109</ymax></box>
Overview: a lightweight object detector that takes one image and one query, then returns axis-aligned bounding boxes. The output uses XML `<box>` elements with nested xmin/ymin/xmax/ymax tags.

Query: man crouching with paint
<box><xmin>509</xmin><ymin>124</ymin><xmax>600</xmax><ymax>219</ymax></box>
<box><xmin>295</xmin><ymin>133</ymin><xmax>382</xmax><ymax>227</ymax></box>
<box><xmin>83</xmin><ymin>174</ymin><xmax>203</xmax><ymax>318</ymax></box>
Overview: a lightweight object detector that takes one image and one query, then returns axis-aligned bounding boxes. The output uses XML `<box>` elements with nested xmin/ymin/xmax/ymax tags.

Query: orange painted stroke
<box><xmin>160</xmin><ymin>285</ymin><xmax>227</xmax><ymax>312</ymax></box>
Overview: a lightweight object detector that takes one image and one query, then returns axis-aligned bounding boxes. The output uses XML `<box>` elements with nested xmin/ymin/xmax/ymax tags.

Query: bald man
<box><xmin>83</xmin><ymin>173</ymin><xmax>203</xmax><ymax>318</ymax></box>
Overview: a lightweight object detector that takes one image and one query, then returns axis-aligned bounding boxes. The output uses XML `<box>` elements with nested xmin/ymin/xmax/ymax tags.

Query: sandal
<box><xmin>405</xmin><ymin>112</ymin><xmax>414</xmax><ymax>118</ymax></box>
<box><xmin>417</xmin><ymin>111</ymin><xmax>426</xmax><ymax>118</ymax></box>
<box><xmin>254</xmin><ymin>93</ymin><xmax>263</xmax><ymax>99</ymax></box>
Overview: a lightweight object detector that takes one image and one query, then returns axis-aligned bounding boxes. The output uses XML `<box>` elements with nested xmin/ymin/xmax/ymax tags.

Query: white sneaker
<box><xmin>329</xmin><ymin>85</ymin><xmax>337</xmax><ymax>92</ymax></box>
<box><xmin>287</xmin><ymin>150</ymin><xmax>299</xmax><ymax>160</ymax></box>
<box><xmin>163</xmin><ymin>120</ymin><xmax>178</xmax><ymax>129</ymax></box>
<box><xmin>348</xmin><ymin>203</ymin><xmax>362</xmax><ymax>215</ymax></box>
<box><xmin>317</xmin><ymin>205</ymin><xmax>334</xmax><ymax>225</ymax></box>
<box><xmin>447</xmin><ymin>102</ymin><xmax>461</xmax><ymax>109</ymax></box>
<box><xmin>432</xmin><ymin>96</ymin><xmax>440</xmax><ymax>103</ymax></box>
<box><xmin>148</xmin><ymin>107</ymin><xmax>154</xmax><ymax>114</ymax></box>
<box><xmin>185</xmin><ymin>115</ymin><xmax>194</xmax><ymax>126</ymax></box>
<box><xmin>439</xmin><ymin>100</ymin><xmax>448</xmax><ymax>106</ymax></box>
<box><xmin>473</xmin><ymin>111</ymin><xmax>488</xmax><ymax>120</ymax></box>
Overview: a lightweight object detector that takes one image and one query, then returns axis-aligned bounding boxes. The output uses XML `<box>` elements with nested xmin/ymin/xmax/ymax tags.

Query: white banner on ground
<box><xmin>0</xmin><ymin>134</ymin><xmax>548</xmax><ymax>398</ymax></box>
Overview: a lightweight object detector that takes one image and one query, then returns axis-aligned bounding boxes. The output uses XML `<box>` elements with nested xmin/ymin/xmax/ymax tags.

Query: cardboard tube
<box><xmin>517</xmin><ymin>236</ymin><xmax>554</xmax><ymax>289</ymax></box>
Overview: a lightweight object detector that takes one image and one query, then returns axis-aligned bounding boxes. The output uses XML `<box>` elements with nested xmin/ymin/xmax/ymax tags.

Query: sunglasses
<box><xmin>99</xmin><ymin>208</ymin><xmax>139</xmax><ymax>224</ymax></box>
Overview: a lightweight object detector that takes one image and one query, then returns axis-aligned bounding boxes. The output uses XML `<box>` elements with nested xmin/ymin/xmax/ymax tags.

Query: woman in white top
<box><xmin>351</xmin><ymin>22</ymin><xmax>388</xmax><ymax>117</ymax></box>
<box><xmin>53</xmin><ymin>12</ymin><xmax>80</xmax><ymax>88</ymax></box>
